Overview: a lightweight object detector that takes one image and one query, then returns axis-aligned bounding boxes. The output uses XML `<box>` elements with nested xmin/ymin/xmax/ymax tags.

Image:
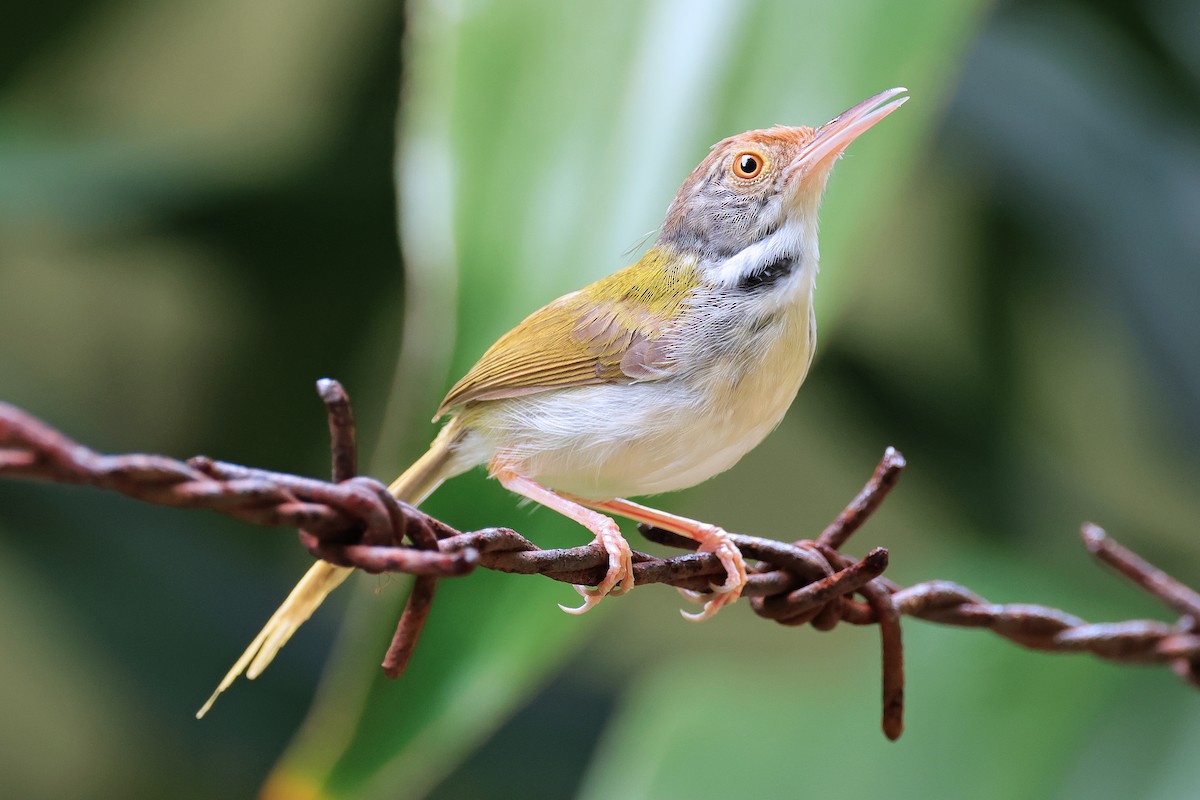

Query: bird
<box><xmin>197</xmin><ymin>87</ymin><xmax>909</xmax><ymax>718</ymax></box>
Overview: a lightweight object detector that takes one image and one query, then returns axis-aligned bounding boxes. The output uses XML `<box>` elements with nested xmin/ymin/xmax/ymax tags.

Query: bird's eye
<box><xmin>732</xmin><ymin>152</ymin><xmax>764</xmax><ymax>180</ymax></box>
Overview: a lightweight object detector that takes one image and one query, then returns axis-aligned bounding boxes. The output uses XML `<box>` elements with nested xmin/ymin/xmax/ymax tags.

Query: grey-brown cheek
<box><xmin>660</xmin><ymin>187</ymin><xmax>771</xmax><ymax>260</ymax></box>
<box><xmin>752</xmin><ymin>190</ymin><xmax>787</xmax><ymax>238</ymax></box>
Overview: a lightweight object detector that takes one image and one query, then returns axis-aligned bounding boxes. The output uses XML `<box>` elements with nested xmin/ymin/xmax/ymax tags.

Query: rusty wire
<box><xmin>2</xmin><ymin>380</ymin><xmax>1198</xmax><ymax>739</ymax></box>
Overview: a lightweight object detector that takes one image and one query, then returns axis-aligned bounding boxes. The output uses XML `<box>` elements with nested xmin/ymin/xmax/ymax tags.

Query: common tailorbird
<box><xmin>199</xmin><ymin>87</ymin><xmax>909</xmax><ymax>717</ymax></box>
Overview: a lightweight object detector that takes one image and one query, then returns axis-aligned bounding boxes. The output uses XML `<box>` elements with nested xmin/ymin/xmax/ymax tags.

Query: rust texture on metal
<box><xmin>2</xmin><ymin>381</ymin><xmax>1198</xmax><ymax>739</ymax></box>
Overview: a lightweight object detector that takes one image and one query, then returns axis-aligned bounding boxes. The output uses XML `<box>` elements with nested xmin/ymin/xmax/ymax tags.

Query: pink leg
<box><xmin>491</xmin><ymin>462</ymin><xmax>633</xmax><ymax>615</ymax></box>
<box><xmin>572</xmin><ymin>497</ymin><xmax>747</xmax><ymax>622</ymax></box>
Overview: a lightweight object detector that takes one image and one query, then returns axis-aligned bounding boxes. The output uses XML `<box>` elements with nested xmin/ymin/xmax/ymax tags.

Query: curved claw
<box><xmin>559</xmin><ymin>583</ymin><xmax>602</xmax><ymax>615</ymax></box>
<box><xmin>677</xmin><ymin>575</ymin><xmax>738</xmax><ymax>604</ymax></box>
<box><xmin>559</xmin><ymin>596</ymin><xmax>603</xmax><ymax>615</ymax></box>
<box><xmin>679</xmin><ymin>587</ymin><xmax>740</xmax><ymax>622</ymax></box>
<box><xmin>561</xmin><ymin>523</ymin><xmax>633</xmax><ymax>613</ymax></box>
<box><xmin>675</xmin><ymin>578</ymin><xmax>739</xmax><ymax>616</ymax></box>
<box><xmin>678</xmin><ymin>526</ymin><xmax>748</xmax><ymax>621</ymax></box>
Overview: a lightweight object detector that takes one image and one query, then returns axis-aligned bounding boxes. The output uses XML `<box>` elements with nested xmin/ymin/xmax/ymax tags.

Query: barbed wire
<box><xmin>1</xmin><ymin>380</ymin><xmax>1197</xmax><ymax>739</ymax></box>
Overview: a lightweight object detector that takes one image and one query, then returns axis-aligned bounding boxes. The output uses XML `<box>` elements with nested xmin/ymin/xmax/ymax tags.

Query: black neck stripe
<box><xmin>736</xmin><ymin>255</ymin><xmax>796</xmax><ymax>291</ymax></box>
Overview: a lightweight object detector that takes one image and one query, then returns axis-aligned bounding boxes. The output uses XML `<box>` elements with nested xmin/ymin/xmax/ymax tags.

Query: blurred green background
<box><xmin>2</xmin><ymin>0</ymin><xmax>1198</xmax><ymax>798</ymax></box>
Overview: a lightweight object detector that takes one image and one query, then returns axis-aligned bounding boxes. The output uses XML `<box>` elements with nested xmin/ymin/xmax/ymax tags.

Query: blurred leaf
<box><xmin>267</xmin><ymin>0</ymin><xmax>985</xmax><ymax>796</ymax></box>
<box><xmin>0</xmin><ymin>225</ymin><xmax>247</xmax><ymax>447</ymax></box>
<box><xmin>2</xmin><ymin>0</ymin><xmax>1198</xmax><ymax>798</ymax></box>
<box><xmin>0</xmin><ymin>2</ymin><xmax>409</xmax><ymax>797</ymax></box>
<box><xmin>0</xmin><ymin>530</ymin><xmax>151</xmax><ymax>798</ymax></box>
<box><xmin>4</xmin><ymin>0</ymin><xmax>396</xmax><ymax>181</ymax></box>
<box><xmin>576</xmin><ymin>619</ymin><xmax>1135</xmax><ymax>800</ymax></box>
<box><xmin>947</xmin><ymin>4</ymin><xmax>1200</xmax><ymax>449</ymax></box>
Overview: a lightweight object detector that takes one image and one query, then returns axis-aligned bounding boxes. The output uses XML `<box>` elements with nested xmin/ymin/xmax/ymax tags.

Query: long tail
<box><xmin>197</xmin><ymin>420</ymin><xmax>466</xmax><ymax>718</ymax></box>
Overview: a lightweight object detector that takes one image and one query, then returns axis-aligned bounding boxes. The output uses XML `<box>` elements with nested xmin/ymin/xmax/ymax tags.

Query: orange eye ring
<box><xmin>732</xmin><ymin>151</ymin><xmax>764</xmax><ymax>180</ymax></box>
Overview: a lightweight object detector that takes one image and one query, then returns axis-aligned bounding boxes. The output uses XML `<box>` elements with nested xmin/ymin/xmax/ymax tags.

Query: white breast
<box><xmin>458</xmin><ymin>269</ymin><xmax>817</xmax><ymax>500</ymax></box>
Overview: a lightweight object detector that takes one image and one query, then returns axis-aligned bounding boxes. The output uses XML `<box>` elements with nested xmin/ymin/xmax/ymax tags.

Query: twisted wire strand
<box><xmin>2</xmin><ymin>381</ymin><xmax>1197</xmax><ymax>739</ymax></box>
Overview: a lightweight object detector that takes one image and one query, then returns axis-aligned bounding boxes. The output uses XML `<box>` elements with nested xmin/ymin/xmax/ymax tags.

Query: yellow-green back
<box><xmin>436</xmin><ymin>245</ymin><xmax>699</xmax><ymax>416</ymax></box>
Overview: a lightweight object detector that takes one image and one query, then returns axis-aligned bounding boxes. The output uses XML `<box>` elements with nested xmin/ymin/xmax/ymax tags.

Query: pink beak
<box><xmin>787</xmin><ymin>87</ymin><xmax>909</xmax><ymax>178</ymax></box>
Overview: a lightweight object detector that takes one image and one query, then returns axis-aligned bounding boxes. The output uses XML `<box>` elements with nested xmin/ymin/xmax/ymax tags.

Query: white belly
<box><xmin>455</xmin><ymin>293</ymin><xmax>816</xmax><ymax>500</ymax></box>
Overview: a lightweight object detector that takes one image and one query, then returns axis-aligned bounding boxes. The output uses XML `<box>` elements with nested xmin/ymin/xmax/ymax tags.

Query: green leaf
<box><xmin>576</xmin><ymin>621</ymin><xmax>1122</xmax><ymax>800</ymax></box>
<box><xmin>266</xmin><ymin>0</ymin><xmax>985</xmax><ymax>796</ymax></box>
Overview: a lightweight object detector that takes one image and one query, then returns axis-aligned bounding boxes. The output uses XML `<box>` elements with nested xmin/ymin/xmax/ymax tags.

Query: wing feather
<box><xmin>436</xmin><ymin>248</ymin><xmax>698</xmax><ymax>417</ymax></box>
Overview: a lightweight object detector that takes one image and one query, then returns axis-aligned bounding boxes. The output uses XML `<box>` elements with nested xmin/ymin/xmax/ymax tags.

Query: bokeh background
<box><xmin>2</xmin><ymin>0</ymin><xmax>1198</xmax><ymax>797</ymax></box>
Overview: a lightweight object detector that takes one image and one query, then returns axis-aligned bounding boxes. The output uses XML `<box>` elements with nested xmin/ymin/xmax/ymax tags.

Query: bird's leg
<box><xmin>571</xmin><ymin>497</ymin><xmax>747</xmax><ymax>622</ymax></box>
<box><xmin>490</xmin><ymin>461</ymin><xmax>633</xmax><ymax>614</ymax></box>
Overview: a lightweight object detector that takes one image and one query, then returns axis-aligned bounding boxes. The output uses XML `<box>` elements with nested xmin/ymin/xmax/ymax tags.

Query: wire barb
<box><xmin>2</xmin><ymin>382</ymin><xmax>1198</xmax><ymax>737</ymax></box>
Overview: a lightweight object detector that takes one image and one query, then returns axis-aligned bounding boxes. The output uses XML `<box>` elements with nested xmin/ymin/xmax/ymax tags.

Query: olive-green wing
<box><xmin>435</xmin><ymin>248</ymin><xmax>698</xmax><ymax>417</ymax></box>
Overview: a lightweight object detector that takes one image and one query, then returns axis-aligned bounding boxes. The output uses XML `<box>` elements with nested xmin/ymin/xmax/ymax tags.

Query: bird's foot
<box><xmin>559</xmin><ymin>522</ymin><xmax>633</xmax><ymax>615</ymax></box>
<box><xmin>677</xmin><ymin>525</ymin><xmax>746</xmax><ymax>622</ymax></box>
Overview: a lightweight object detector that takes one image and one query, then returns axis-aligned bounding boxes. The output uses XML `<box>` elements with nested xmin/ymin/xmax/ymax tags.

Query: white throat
<box><xmin>709</xmin><ymin>216</ymin><xmax>820</xmax><ymax>291</ymax></box>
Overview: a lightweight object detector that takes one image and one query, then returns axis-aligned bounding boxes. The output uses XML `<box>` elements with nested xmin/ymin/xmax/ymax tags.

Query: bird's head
<box><xmin>658</xmin><ymin>88</ymin><xmax>908</xmax><ymax>289</ymax></box>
